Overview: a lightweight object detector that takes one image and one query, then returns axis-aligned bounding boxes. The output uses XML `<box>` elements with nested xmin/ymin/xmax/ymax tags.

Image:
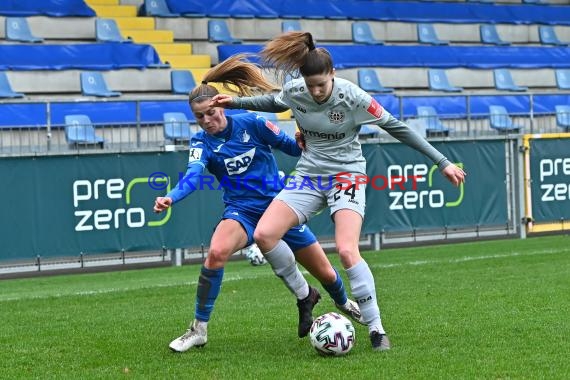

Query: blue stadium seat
<box><xmin>281</xmin><ymin>20</ymin><xmax>301</xmax><ymax>32</ymax></box>
<box><xmin>428</xmin><ymin>69</ymin><xmax>462</xmax><ymax>92</ymax></box>
<box><xmin>64</xmin><ymin>114</ymin><xmax>105</xmax><ymax>148</ymax></box>
<box><xmin>417</xmin><ymin>106</ymin><xmax>450</xmax><ymax>136</ymax></box>
<box><xmin>80</xmin><ymin>72</ymin><xmax>121</xmax><ymax>97</ymax></box>
<box><xmin>493</xmin><ymin>69</ymin><xmax>528</xmax><ymax>92</ymax></box>
<box><xmin>489</xmin><ymin>106</ymin><xmax>521</xmax><ymax>133</ymax></box>
<box><xmin>555</xmin><ymin>69</ymin><xmax>570</xmax><ymax>90</ymax></box>
<box><xmin>417</xmin><ymin>23</ymin><xmax>449</xmax><ymax>45</ymax></box>
<box><xmin>351</xmin><ymin>22</ymin><xmax>383</xmax><ymax>45</ymax></box>
<box><xmin>555</xmin><ymin>105</ymin><xmax>570</xmax><ymax>131</ymax></box>
<box><xmin>208</xmin><ymin>20</ymin><xmax>242</xmax><ymax>43</ymax></box>
<box><xmin>480</xmin><ymin>24</ymin><xmax>510</xmax><ymax>46</ymax></box>
<box><xmin>143</xmin><ymin>0</ymin><xmax>179</xmax><ymax>17</ymax></box>
<box><xmin>0</xmin><ymin>71</ymin><xmax>25</xmax><ymax>98</ymax></box>
<box><xmin>163</xmin><ymin>112</ymin><xmax>193</xmax><ymax>143</ymax></box>
<box><xmin>96</xmin><ymin>19</ymin><xmax>131</xmax><ymax>43</ymax></box>
<box><xmin>170</xmin><ymin>70</ymin><xmax>196</xmax><ymax>95</ymax></box>
<box><xmin>359</xmin><ymin>124</ymin><xmax>381</xmax><ymax>139</ymax></box>
<box><xmin>357</xmin><ymin>69</ymin><xmax>394</xmax><ymax>93</ymax></box>
<box><xmin>539</xmin><ymin>26</ymin><xmax>568</xmax><ymax>46</ymax></box>
<box><xmin>256</xmin><ymin>111</ymin><xmax>278</xmax><ymax>121</ymax></box>
<box><xmin>5</xmin><ymin>17</ymin><xmax>43</xmax><ymax>43</ymax></box>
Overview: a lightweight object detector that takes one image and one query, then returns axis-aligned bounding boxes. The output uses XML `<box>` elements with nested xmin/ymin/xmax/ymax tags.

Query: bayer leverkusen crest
<box><xmin>328</xmin><ymin>110</ymin><xmax>345</xmax><ymax>124</ymax></box>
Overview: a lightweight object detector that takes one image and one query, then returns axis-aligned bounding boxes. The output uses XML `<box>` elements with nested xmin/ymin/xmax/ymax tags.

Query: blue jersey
<box><xmin>167</xmin><ymin>112</ymin><xmax>301</xmax><ymax>214</ymax></box>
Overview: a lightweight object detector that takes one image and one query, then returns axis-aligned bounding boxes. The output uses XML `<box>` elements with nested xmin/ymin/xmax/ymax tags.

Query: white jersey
<box><xmin>233</xmin><ymin>77</ymin><xmax>449</xmax><ymax>177</ymax></box>
<box><xmin>275</xmin><ymin>77</ymin><xmax>383</xmax><ymax>176</ymax></box>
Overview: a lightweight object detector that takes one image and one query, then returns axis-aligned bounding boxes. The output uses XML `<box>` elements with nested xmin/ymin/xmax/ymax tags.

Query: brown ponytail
<box><xmin>188</xmin><ymin>54</ymin><xmax>278</xmax><ymax>103</ymax></box>
<box><xmin>260</xmin><ymin>32</ymin><xmax>334</xmax><ymax>78</ymax></box>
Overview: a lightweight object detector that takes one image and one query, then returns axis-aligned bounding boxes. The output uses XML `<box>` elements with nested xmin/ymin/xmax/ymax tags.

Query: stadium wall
<box><xmin>1</xmin><ymin>140</ymin><xmax>524</xmax><ymax>263</ymax></box>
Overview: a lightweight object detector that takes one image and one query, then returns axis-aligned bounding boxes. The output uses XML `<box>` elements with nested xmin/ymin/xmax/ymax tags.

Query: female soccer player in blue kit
<box><xmin>153</xmin><ymin>55</ymin><xmax>362</xmax><ymax>352</ymax></box>
<box><xmin>211</xmin><ymin>32</ymin><xmax>466</xmax><ymax>351</ymax></box>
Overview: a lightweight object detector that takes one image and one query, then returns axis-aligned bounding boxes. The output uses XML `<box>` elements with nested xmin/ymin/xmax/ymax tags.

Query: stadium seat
<box><xmin>96</xmin><ymin>19</ymin><xmax>132</xmax><ymax>43</ymax></box>
<box><xmin>428</xmin><ymin>69</ymin><xmax>462</xmax><ymax>92</ymax></box>
<box><xmin>0</xmin><ymin>72</ymin><xmax>25</xmax><ymax>98</ymax></box>
<box><xmin>142</xmin><ymin>0</ymin><xmax>179</xmax><ymax>17</ymax></box>
<box><xmin>208</xmin><ymin>20</ymin><xmax>242</xmax><ymax>44</ymax></box>
<box><xmin>480</xmin><ymin>24</ymin><xmax>510</xmax><ymax>46</ymax></box>
<box><xmin>64</xmin><ymin>114</ymin><xmax>105</xmax><ymax>148</ymax></box>
<box><xmin>351</xmin><ymin>22</ymin><xmax>383</xmax><ymax>45</ymax></box>
<box><xmin>489</xmin><ymin>106</ymin><xmax>521</xmax><ymax>133</ymax></box>
<box><xmin>281</xmin><ymin>20</ymin><xmax>301</xmax><ymax>32</ymax></box>
<box><xmin>80</xmin><ymin>72</ymin><xmax>121</xmax><ymax>97</ymax></box>
<box><xmin>5</xmin><ymin>17</ymin><xmax>43</xmax><ymax>43</ymax></box>
<box><xmin>555</xmin><ymin>105</ymin><xmax>570</xmax><ymax>131</ymax></box>
<box><xmin>163</xmin><ymin>112</ymin><xmax>193</xmax><ymax>143</ymax></box>
<box><xmin>538</xmin><ymin>26</ymin><xmax>568</xmax><ymax>46</ymax></box>
<box><xmin>417</xmin><ymin>106</ymin><xmax>450</xmax><ymax>137</ymax></box>
<box><xmin>170</xmin><ymin>70</ymin><xmax>196</xmax><ymax>95</ymax></box>
<box><xmin>417</xmin><ymin>23</ymin><xmax>449</xmax><ymax>45</ymax></box>
<box><xmin>555</xmin><ymin>69</ymin><xmax>570</xmax><ymax>90</ymax></box>
<box><xmin>493</xmin><ymin>69</ymin><xmax>528</xmax><ymax>92</ymax></box>
<box><xmin>359</xmin><ymin>124</ymin><xmax>381</xmax><ymax>139</ymax></box>
<box><xmin>357</xmin><ymin>69</ymin><xmax>394</xmax><ymax>93</ymax></box>
<box><xmin>256</xmin><ymin>111</ymin><xmax>278</xmax><ymax>121</ymax></box>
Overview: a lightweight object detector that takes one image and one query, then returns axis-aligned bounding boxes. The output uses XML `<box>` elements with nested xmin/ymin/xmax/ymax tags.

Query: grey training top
<box><xmin>232</xmin><ymin>77</ymin><xmax>450</xmax><ymax>177</ymax></box>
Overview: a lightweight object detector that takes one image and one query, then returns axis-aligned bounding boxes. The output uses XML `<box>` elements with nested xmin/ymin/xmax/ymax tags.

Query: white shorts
<box><xmin>275</xmin><ymin>174</ymin><xmax>366</xmax><ymax>224</ymax></box>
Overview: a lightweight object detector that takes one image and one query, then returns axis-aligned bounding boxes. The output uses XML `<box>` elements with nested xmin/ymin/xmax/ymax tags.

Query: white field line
<box><xmin>1</xmin><ymin>248</ymin><xmax>565</xmax><ymax>303</ymax></box>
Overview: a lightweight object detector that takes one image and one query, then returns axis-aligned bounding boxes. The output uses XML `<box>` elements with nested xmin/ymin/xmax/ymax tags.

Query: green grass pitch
<box><xmin>1</xmin><ymin>235</ymin><xmax>569</xmax><ymax>379</ymax></box>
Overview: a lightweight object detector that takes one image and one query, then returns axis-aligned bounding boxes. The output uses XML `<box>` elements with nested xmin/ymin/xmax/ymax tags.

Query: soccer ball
<box><xmin>309</xmin><ymin>312</ymin><xmax>355</xmax><ymax>356</ymax></box>
<box><xmin>242</xmin><ymin>244</ymin><xmax>267</xmax><ymax>266</ymax></box>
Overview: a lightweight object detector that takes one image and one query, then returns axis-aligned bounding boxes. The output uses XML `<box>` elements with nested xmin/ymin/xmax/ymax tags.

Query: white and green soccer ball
<box><xmin>309</xmin><ymin>312</ymin><xmax>355</xmax><ymax>356</ymax></box>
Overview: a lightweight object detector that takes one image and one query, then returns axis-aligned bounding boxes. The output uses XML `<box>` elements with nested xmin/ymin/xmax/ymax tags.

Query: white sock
<box><xmin>264</xmin><ymin>240</ymin><xmax>309</xmax><ymax>300</ymax></box>
<box><xmin>346</xmin><ymin>259</ymin><xmax>386</xmax><ymax>334</ymax></box>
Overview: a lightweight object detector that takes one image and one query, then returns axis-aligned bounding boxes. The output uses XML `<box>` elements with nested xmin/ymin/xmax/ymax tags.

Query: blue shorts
<box><xmin>222</xmin><ymin>206</ymin><xmax>317</xmax><ymax>252</ymax></box>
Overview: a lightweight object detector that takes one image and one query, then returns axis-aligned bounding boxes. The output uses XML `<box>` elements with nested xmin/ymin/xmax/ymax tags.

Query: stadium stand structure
<box><xmin>493</xmin><ymin>69</ymin><xmax>528</xmax><ymax>92</ymax></box>
<box><xmin>489</xmin><ymin>105</ymin><xmax>522</xmax><ymax>133</ymax></box>
<box><xmin>163</xmin><ymin>112</ymin><xmax>194</xmax><ymax>144</ymax></box>
<box><xmin>5</xmin><ymin>17</ymin><xmax>43</xmax><ymax>43</ymax></box>
<box><xmin>555</xmin><ymin>105</ymin><xmax>570</xmax><ymax>131</ymax></box>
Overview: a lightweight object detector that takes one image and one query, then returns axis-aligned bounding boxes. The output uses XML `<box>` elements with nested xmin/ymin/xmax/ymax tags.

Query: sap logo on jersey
<box><xmin>225</xmin><ymin>147</ymin><xmax>256</xmax><ymax>175</ymax></box>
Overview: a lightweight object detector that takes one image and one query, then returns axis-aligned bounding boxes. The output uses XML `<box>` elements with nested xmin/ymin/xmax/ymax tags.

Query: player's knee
<box><xmin>337</xmin><ymin>245</ymin><xmax>360</xmax><ymax>268</ymax></box>
<box><xmin>253</xmin><ymin>227</ymin><xmax>276</xmax><ymax>248</ymax></box>
<box><xmin>206</xmin><ymin>246</ymin><xmax>231</xmax><ymax>267</ymax></box>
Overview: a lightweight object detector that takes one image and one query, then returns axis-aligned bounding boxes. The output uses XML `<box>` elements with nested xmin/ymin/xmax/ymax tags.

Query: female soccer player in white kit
<box><xmin>212</xmin><ymin>32</ymin><xmax>466</xmax><ymax>351</ymax></box>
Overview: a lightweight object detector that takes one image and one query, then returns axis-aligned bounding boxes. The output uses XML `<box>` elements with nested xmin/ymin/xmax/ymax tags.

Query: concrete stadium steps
<box><xmin>90</xmin><ymin>5</ymin><xmax>138</xmax><ymax>17</ymax></box>
<box><xmin>188</xmin><ymin>68</ymin><xmax>210</xmax><ymax>84</ymax></box>
<box><xmin>113</xmin><ymin>17</ymin><xmax>155</xmax><ymax>30</ymax></box>
<box><xmin>161</xmin><ymin>55</ymin><xmax>211</xmax><ymax>68</ymax></box>
<box><xmin>152</xmin><ymin>43</ymin><xmax>193</xmax><ymax>56</ymax></box>
<box><xmin>122</xmin><ymin>29</ymin><xmax>174</xmax><ymax>43</ymax></box>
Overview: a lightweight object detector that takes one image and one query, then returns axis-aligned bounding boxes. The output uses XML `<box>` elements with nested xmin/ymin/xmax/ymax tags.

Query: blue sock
<box><xmin>321</xmin><ymin>268</ymin><xmax>348</xmax><ymax>305</ymax></box>
<box><xmin>195</xmin><ymin>266</ymin><xmax>224</xmax><ymax>322</ymax></box>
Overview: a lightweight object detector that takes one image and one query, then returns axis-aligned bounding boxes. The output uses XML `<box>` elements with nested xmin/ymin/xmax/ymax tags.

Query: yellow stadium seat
<box><xmin>113</xmin><ymin>17</ymin><xmax>155</xmax><ymax>30</ymax></box>
<box><xmin>122</xmin><ymin>30</ymin><xmax>174</xmax><ymax>43</ymax></box>
<box><xmin>161</xmin><ymin>55</ymin><xmax>211</xmax><ymax>69</ymax></box>
<box><xmin>277</xmin><ymin>110</ymin><xmax>293</xmax><ymax>120</ymax></box>
<box><xmin>90</xmin><ymin>5</ymin><xmax>137</xmax><ymax>17</ymax></box>
<box><xmin>152</xmin><ymin>43</ymin><xmax>193</xmax><ymax>56</ymax></box>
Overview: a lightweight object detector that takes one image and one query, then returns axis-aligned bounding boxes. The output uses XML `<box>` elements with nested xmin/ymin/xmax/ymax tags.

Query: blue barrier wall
<box><xmin>218</xmin><ymin>45</ymin><xmax>570</xmax><ymax>70</ymax></box>
<box><xmin>168</xmin><ymin>0</ymin><xmax>570</xmax><ymax>25</ymax></box>
<box><xmin>0</xmin><ymin>44</ymin><xmax>161</xmax><ymax>71</ymax></box>
<box><xmin>0</xmin><ymin>0</ymin><xmax>95</xmax><ymax>17</ymax></box>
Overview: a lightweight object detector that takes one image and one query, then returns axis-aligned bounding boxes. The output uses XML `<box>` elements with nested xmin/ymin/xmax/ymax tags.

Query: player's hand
<box><xmin>209</xmin><ymin>94</ymin><xmax>233</xmax><ymax>108</ymax></box>
<box><xmin>295</xmin><ymin>131</ymin><xmax>306</xmax><ymax>150</ymax></box>
<box><xmin>154</xmin><ymin>196</ymin><xmax>173</xmax><ymax>213</ymax></box>
<box><xmin>442</xmin><ymin>164</ymin><xmax>466</xmax><ymax>187</ymax></box>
